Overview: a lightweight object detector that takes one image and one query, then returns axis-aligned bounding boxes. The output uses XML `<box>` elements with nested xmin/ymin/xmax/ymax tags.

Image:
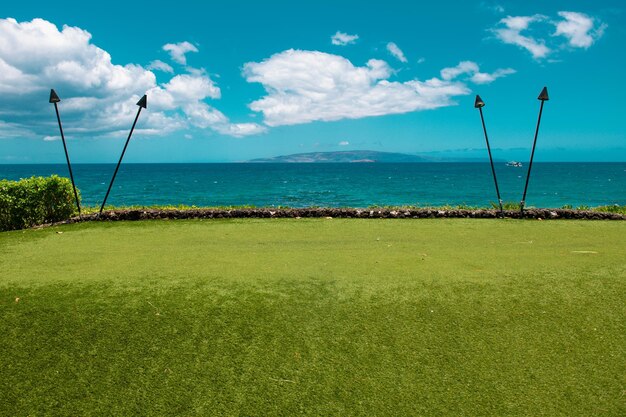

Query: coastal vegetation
<box><xmin>87</xmin><ymin>203</ymin><xmax>626</xmax><ymax>213</ymax></box>
<box><xmin>80</xmin><ymin>206</ymin><xmax>625</xmax><ymax>222</ymax></box>
<box><xmin>1</xmin><ymin>219</ymin><xmax>624</xmax><ymax>415</ymax></box>
<box><xmin>0</xmin><ymin>175</ymin><xmax>78</xmax><ymax>231</ymax></box>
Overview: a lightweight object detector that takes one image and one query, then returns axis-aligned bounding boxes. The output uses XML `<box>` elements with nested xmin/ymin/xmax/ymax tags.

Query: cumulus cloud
<box><xmin>493</xmin><ymin>15</ymin><xmax>551</xmax><ymax>59</ymax></box>
<box><xmin>243</xmin><ymin>49</ymin><xmax>471</xmax><ymax>127</ymax></box>
<box><xmin>148</xmin><ymin>60</ymin><xmax>174</xmax><ymax>73</ymax></box>
<box><xmin>492</xmin><ymin>11</ymin><xmax>606</xmax><ymax>60</ymax></box>
<box><xmin>470</xmin><ymin>68</ymin><xmax>516</xmax><ymax>84</ymax></box>
<box><xmin>555</xmin><ymin>11</ymin><xmax>606</xmax><ymax>48</ymax></box>
<box><xmin>440</xmin><ymin>61</ymin><xmax>479</xmax><ymax>80</ymax></box>
<box><xmin>0</xmin><ymin>18</ymin><xmax>263</xmax><ymax>140</ymax></box>
<box><xmin>440</xmin><ymin>61</ymin><xmax>515</xmax><ymax>84</ymax></box>
<box><xmin>338</xmin><ymin>140</ymin><xmax>350</xmax><ymax>146</ymax></box>
<box><xmin>386</xmin><ymin>42</ymin><xmax>408</xmax><ymax>63</ymax></box>
<box><xmin>215</xmin><ymin>122</ymin><xmax>267</xmax><ymax>137</ymax></box>
<box><xmin>162</xmin><ymin>41</ymin><xmax>198</xmax><ymax>65</ymax></box>
<box><xmin>156</xmin><ymin>73</ymin><xmax>221</xmax><ymax>105</ymax></box>
<box><xmin>0</xmin><ymin>18</ymin><xmax>156</xmax><ymax>96</ymax></box>
<box><xmin>331</xmin><ymin>31</ymin><xmax>359</xmax><ymax>46</ymax></box>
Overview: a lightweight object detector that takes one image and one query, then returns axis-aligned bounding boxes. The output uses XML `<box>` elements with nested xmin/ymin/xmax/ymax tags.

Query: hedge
<box><xmin>0</xmin><ymin>175</ymin><xmax>79</xmax><ymax>231</ymax></box>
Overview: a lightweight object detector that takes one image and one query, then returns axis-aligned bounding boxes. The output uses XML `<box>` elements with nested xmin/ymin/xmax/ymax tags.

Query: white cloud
<box><xmin>492</xmin><ymin>12</ymin><xmax>606</xmax><ymax>60</ymax></box>
<box><xmin>331</xmin><ymin>31</ymin><xmax>359</xmax><ymax>46</ymax></box>
<box><xmin>0</xmin><ymin>18</ymin><xmax>156</xmax><ymax>96</ymax></box>
<box><xmin>147</xmin><ymin>60</ymin><xmax>174</xmax><ymax>73</ymax></box>
<box><xmin>386</xmin><ymin>42</ymin><xmax>408</xmax><ymax>63</ymax></box>
<box><xmin>0</xmin><ymin>18</ymin><xmax>262</xmax><ymax>140</ymax></box>
<box><xmin>470</xmin><ymin>68</ymin><xmax>516</xmax><ymax>84</ymax></box>
<box><xmin>163</xmin><ymin>73</ymin><xmax>221</xmax><ymax>103</ymax></box>
<box><xmin>441</xmin><ymin>61</ymin><xmax>480</xmax><ymax>80</ymax></box>
<box><xmin>554</xmin><ymin>11</ymin><xmax>606</xmax><ymax>48</ymax></box>
<box><xmin>440</xmin><ymin>61</ymin><xmax>515</xmax><ymax>84</ymax></box>
<box><xmin>243</xmin><ymin>49</ymin><xmax>470</xmax><ymax>127</ymax></box>
<box><xmin>0</xmin><ymin>57</ymin><xmax>38</xmax><ymax>94</ymax></box>
<box><xmin>338</xmin><ymin>140</ymin><xmax>349</xmax><ymax>146</ymax></box>
<box><xmin>216</xmin><ymin>122</ymin><xmax>267</xmax><ymax>137</ymax></box>
<box><xmin>145</xmin><ymin>87</ymin><xmax>265</xmax><ymax>137</ymax></box>
<box><xmin>163</xmin><ymin>41</ymin><xmax>199</xmax><ymax>65</ymax></box>
<box><xmin>493</xmin><ymin>15</ymin><xmax>551</xmax><ymax>59</ymax></box>
<box><xmin>43</xmin><ymin>135</ymin><xmax>59</xmax><ymax>141</ymax></box>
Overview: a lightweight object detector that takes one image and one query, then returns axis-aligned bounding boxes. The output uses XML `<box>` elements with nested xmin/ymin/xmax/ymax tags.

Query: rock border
<box><xmin>44</xmin><ymin>207</ymin><xmax>625</xmax><ymax>227</ymax></box>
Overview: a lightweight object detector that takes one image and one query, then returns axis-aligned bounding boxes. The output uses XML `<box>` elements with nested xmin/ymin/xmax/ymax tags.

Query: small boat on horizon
<box><xmin>506</xmin><ymin>161</ymin><xmax>523</xmax><ymax>167</ymax></box>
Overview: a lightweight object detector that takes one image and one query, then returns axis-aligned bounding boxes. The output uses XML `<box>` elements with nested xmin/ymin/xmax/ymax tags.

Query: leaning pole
<box><xmin>474</xmin><ymin>95</ymin><xmax>504</xmax><ymax>217</ymax></box>
<box><xmin>99</xmin><ymin>95</ymin><xmax>147</xmax><ymax>216</ymax></box>
<box><xmin>49</xmin><ymin>89</ymin><xmax>81</xmax><ymax>217</ymax></box>
<box><xmin>520</xmin><ymin>87</ymin><xmax>549</xmax><ymax>215</ymax></box>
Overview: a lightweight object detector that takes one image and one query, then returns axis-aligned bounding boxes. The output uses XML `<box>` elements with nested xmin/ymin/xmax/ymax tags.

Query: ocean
<box><xmin>0</xmin><ymin>163</ymin><xmax>624</xmax><ymax>208</ymax></box>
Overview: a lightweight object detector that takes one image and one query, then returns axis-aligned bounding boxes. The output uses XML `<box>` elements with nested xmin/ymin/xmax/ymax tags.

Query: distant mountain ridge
<box><xmin>247</xmin><ymin>150</ymin><xmax>496</xmax><ymax>163</ymax></box>
<box><xmin>248</xmin><ymin>150</ymin><xmax>439</xmax><ymax>163</ymax></box>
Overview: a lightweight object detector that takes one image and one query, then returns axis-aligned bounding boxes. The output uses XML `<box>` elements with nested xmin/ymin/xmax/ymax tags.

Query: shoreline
<box><xmin>37</xmin><ymin>207</ymin><xmax>626</xmax><ymax>228</ymax></box>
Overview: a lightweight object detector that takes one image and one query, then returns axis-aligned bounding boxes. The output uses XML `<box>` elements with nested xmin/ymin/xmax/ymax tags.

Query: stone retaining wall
<box><xmin>59</xmin><ymin>208</ymin><xmax>625</xmax><ymax>224</ymax></box>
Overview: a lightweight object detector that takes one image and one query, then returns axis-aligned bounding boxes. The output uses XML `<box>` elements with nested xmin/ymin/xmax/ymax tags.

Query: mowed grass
<box><xmin>1</xmin><ymin>219</ymin><xmax>624</xmax><ymax>416</ymax></box>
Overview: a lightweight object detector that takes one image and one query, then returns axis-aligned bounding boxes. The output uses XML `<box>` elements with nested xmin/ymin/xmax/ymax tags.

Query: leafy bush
<box><xmin>490</xmin><ymin>201</ymin><xmax>522</xmax><ymax>210</ymax></box>
<box><xmin>593</xmin><ymin>204</ymin><xmax>626</xmax><ymax>215</ymax></box>
<box><xmin>0</xmin><ymin>175</ymin><xmax>79</xmax><ymax>231</ymax></box>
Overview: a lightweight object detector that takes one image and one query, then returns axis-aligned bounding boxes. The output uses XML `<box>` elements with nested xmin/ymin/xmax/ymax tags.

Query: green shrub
<box><xmin>490</xmin><ymin>201</ymin><xmax>522</xmax><ymax>210</ymax></box>
<box><xmin>592</xmin><ymin>204</ymin><xmax>626</xmax><ymax>215</ymax></box>
<box><xmin>0</xmin><ymin>175</ymin><xmax>79</xmax><ymax>231</ymax></box>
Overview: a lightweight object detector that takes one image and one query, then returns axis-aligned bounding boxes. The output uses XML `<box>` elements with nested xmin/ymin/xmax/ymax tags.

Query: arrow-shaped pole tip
<box><xmin>136</xmin><ymin>95</ymin><xmax>147</xmax><ymax>109</ymax></box>
<box><xmin>49</xmin><ymin>89</ymin><xmax>61</xmax><ymax>103</ymax></box>
<box><xmin>538</xmin><ymin>86</ymin><xmax>549</xmax><ymax>101</ymax></box>
<box><xmin>474</xmin><ymin>95</ymin><xmax>485</xmax><ymax>108</ymax></box>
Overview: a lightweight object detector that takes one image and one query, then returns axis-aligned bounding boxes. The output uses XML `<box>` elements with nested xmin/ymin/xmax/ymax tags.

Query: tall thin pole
<box><xmin>520</xmin><ymin>87</ymin><xmax>549</xmax><ymax>215</ymax></box>
<box><xmin>49</xmin><ymin>89</ymin><xmax>81</xmax><ymax>217</ymax></box>
<box><xmin>474</xmin><ymin>95</ymin><xmax>503</xmax><ymax>217</ymax></box>
<box><xmin>99</xmin><ymin>95</ymin><xmax>147</xmax><ymax>216</ymax></box>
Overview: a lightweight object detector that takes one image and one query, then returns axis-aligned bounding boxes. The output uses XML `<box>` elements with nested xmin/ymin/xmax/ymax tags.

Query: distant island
<box><xmin>247</xmin><ymin>150</ymin><xmax>490</xmax><ymax>163</ymax></box>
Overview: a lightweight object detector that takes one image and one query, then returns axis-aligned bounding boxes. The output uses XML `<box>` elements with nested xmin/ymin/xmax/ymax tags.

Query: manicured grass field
<box><xmin>1</xmin><ymin>219</ymin><xmax>624</xmax><ymax>416</ymax></box>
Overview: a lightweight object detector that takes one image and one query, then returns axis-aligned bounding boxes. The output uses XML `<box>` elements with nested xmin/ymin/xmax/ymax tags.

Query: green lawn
<box><xmin>1</xmin><ymin>219</ymin><xmax>624</xmax><ymax>416</ymax></box>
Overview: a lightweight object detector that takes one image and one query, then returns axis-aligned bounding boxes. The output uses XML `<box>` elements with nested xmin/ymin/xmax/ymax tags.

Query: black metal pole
<box><xmin>520</xmin><ymin>87</ymin><xmax>549</xmax><ymax>215</ymax></box>
<box><xmin>50</xmin><ymin>89</ymin><xmax>81</xmax><ymax>217</ymax></box>
<box><xmin>474</xmin><ymin>95</ymin><xmax>503</xmax><ymax>217</ymax></box>
<box><xmin>99</xmin><ymin>95</ymin><xmax>147</xmax><ymax>216</ymax></box>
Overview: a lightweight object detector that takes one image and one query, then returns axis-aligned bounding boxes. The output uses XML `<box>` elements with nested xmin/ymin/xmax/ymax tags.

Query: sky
<box><xmin>0</xmin><ymin>0</ymin><xmax>624</xmax><ymax>163</ymax></box>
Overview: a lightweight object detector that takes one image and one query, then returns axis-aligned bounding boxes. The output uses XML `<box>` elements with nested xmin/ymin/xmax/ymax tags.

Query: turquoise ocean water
<box><xmin>1</xmin><ymin>163</ymin><xmax>624</xmax><ymax>208</ymax></box>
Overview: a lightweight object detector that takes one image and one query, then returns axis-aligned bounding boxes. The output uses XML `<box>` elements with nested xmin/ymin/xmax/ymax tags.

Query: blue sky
<box><xmin>0</xmin><ymin>0</ymin><xmax>624</xmax><ymax>163</ymax></box>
